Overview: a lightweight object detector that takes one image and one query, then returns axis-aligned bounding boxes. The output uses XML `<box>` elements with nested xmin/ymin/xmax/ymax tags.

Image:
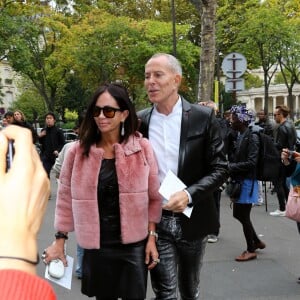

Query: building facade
<box><xmin>237</xmin><ymin>84</ymin><xmax>300</xmax><ymax>119</ymax></box>
<box><xmin>0</xmin><ymin>60</ymin><xmax>19</xmax><ymax>115</ymax></box>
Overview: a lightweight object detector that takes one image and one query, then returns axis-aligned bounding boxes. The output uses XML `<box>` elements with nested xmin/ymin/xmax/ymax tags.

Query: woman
<box><xmin>228</xmin><ymin>105</ymin><xmax>266</xmax><ymax>262</ymax></box>
<box><xmin>13</xmin><ymin>109</ymin><xmax>38</xmax><ymax>143</ymax></box>
<box><xmin>44</xmin><ymin>83</ymin><xmax>162</xmax><ymax>299</ymax></box>
<box><xmin>281</xmin><ymin>148</ymin><xmax>300</xmax><ymax>283</ymax></box>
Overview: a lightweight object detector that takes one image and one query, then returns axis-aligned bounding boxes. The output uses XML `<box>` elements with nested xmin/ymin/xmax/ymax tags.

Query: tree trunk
<box><xmin>197</xmin><ymin>0</ymin><xmax>217</xmax><ymax>102</ymax></box>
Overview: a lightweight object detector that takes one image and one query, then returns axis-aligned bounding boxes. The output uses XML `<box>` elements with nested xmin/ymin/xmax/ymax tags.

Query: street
<box><xmin>37</xmin><ymin>175</ymin><xmax>300</xmax><ymax>299</ymax></box>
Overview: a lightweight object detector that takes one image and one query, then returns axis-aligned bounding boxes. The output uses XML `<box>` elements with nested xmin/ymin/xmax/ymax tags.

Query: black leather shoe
<box><xmin>254</xmin><ymin>241</ymin><xmax>266</xmax><ymax>250</ymax></box>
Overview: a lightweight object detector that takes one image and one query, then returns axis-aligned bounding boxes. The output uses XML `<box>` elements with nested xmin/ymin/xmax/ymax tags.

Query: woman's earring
<box><xmin>121</xmin><ymin>122</ymin><xmax>125</xmax><ymax>136</ymax></box>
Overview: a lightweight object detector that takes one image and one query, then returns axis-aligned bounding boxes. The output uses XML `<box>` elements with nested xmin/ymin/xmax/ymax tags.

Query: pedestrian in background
<box><xmin>228</xmin><ymin>105</ymin><xmax>266</xmax><ymax>262</ymax></box>
<box><xmin>281</xmin><ymin>148</ymin><xmax>300</xmax><ymax>283</ymax></box>
<box><xmin>44</xmin><ymin>83</ymin><xmax>162</xmax><ymax>299</ymax></box>
<box><xmin>255</xmin><ymin>109</ymin><xmax>274</xmax><ymax>137</ymax></box>
<box><xmin>138</xmin><ymin>53</ymin><xmax>228</xmax><ymax>300</ymax></box>
<box><xmin>270</xmin><ymin>105</ymin><xmax>297</xmax><ymax>217</ymax></box>
<box><xmin>4</xmin><ymin>111</ymin><xmax>14</xmax><ymax>125</ymax></box>
<box><xmin>52</xmin><ymin>113</ymin><xmax>85</xmax><ymax>280</ymax></box>
<box><xmin>13</xmin><ymin>109</ymin><xmax>38</xmax><ymax>143</ymax></box>
<box><xmin>198</xmin><ymin>100</ymin><xmax>225</xmax><ymax>244</ymax></box>
<box><xmin>38</xmin><ymin>112</ymin><xmax>65</xmax><ymax>178</ymax></box>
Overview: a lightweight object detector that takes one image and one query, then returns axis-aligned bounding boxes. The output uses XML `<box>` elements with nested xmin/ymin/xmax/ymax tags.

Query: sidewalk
<box><xmin>38</xmin><ymin>178</ymin><xmax>300</xmax><ymax>299</ymax></box>
<box><xmin>199</xmin><ymin>186</ymin><xmax>300</xmax><ymax>300</ymax></box>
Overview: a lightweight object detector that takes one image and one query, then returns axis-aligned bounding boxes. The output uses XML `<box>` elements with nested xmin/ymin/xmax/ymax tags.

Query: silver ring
<box><xmin>153</xmin><ymin>258</ymin><xmax>160</xmax><ymax>264</ymax></box>
<box><xmin>41</xmin><ymin>253</ymin><xmax>47</xmax><ymax>259</ymax></box>
<box><xmin>43</xmin><ymin>258</ymin><xmax>47</xmax><ymax>264</ymax></box>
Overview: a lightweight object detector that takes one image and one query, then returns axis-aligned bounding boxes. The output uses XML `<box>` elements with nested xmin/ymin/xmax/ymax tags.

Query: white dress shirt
<box><xmin>149</xmin><ymin>98</ymin><xmax>182</xmax><ymax>184</ymax></box>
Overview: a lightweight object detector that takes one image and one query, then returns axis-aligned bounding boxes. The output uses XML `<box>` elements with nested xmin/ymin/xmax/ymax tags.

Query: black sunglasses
<box><xmin>93</xmin><ymin>106</ymin><xmax>122</xmax><ymax>118</ymax></box>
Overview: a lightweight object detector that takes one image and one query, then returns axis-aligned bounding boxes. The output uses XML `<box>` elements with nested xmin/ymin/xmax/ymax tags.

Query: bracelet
<box><xmin>148</xmin><ymin>230</ymin><xmax>158</xmax><ymax>241</ymax></box>
<box><xmin>0</xmin><ymin>254</ymin><xmax>39</xmax><ymax>265</ymax></box>
<box><xmin>55</xmin><ymin>232</ymin><xmax>68</xmax><ymax>240</ymax></box>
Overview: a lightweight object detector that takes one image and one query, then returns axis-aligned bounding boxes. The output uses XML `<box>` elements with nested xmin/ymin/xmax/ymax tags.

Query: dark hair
<box><xmin>275</xmin><ymin>105</ymin><xmax>290</xmax><ymax>118</ymax></box>
<box><xmin>45</xmin><ymin>112</ymin><xmax>56</xmax><ymax>120</ymax></box>
<box><xmin>4</xmin><ymin>111</ymin><xmax>14</xmax><ymax>118</ymax></box>
<box><xmin>80</xmin><ymin>83</ymin><xmax>138</xmax><ymax>156</ymax></box>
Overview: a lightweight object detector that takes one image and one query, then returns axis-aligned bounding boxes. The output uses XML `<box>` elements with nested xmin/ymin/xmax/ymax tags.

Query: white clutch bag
<box><xmin>48</xmin><ymin>259</ymin><xmax>65</xmax><ymax>279</ymax></box>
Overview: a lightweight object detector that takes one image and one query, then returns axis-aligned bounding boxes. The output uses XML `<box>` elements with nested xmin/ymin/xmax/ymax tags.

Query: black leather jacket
<box><xmin>274</xmin><ymin>120</ymin><xmax>297</xmax><ymax>151</ymax></box>
<box><xmin>228</xmin><ymin>128</ymin><xmax>260</xmax><ymax>180</ymax></box>
<box><xmin>138</xmin><ymin>98</ymin><xmax>228</xmax><ymax>241</ymax></box>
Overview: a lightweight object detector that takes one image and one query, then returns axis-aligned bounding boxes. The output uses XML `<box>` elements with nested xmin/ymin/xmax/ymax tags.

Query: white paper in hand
<box><xmin>159</xmin><ymin>170</ymin><xmax>193</xmax><ymax>218</ymax></box>
<box><xmin>45</xmin><ymin>255</ymin><xmax>74</xmax><ymax>290</ymax></box>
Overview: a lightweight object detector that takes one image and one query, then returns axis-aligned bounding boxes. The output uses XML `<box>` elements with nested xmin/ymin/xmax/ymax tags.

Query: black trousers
<box><xmin>273</xmin><ymin>175</ymin><xmax>289</xmax><ymax>211</ymax></box>
<box><xmin>150</xmin><ymin>214</ymin><xmax>207</xmax><ymax>300</ymax></box>
<box><xmin>233</xmin><ymin>203</ymin><xmax>261</xmax><ymax>252</ymax></box>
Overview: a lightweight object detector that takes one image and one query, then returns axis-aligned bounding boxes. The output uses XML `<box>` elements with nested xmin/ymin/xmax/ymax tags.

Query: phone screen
<box><xmin>6</xmin><ymin>140</ymin><xmax>14</xmax><ymax>172</ymax></box>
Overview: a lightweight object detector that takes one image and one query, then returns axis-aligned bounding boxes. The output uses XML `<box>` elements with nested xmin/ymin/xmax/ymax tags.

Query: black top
<box><xmin>98</xmin><ymin>158</ymin><xmax>121</xmax><ymax>245</ymax></box>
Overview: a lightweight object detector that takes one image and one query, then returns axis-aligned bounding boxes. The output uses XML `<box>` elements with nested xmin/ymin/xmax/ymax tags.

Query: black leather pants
<box><xmin>150</xmin><ymin>214</ymin><xmax>207</xmax><ymax>300</ymax></box>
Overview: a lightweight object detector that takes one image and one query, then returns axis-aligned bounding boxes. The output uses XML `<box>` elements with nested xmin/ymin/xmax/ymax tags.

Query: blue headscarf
<box><xmin>230</xmin><ymin>104</ymin><xmax>255</xmax><ymax>126</ymax></box>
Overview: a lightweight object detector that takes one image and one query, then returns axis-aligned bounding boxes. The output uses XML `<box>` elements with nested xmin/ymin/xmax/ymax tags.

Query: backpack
<box><xmin>253</xmin><ymin>131</ymin><xmax>281</xmax><ymax>181</ymax></box>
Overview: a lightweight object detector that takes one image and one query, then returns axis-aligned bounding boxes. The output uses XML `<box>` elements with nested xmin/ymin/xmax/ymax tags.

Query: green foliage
<box><xmin>64</xmin><ymin>108</ymin><xmax>78</xmax><ymax>121</ymax></box>
<box><xmin>244</xmin><ymin>73</ymin><xmax>263</xmax><ymax>89</ymax></box>
<box><xmin>10</xmin><ymin>88</ymin><xmax>46</xmax><ymax>123</ymax></box>
<box><xmin>3</xmin><ymin>0</ymin><xmax>300</xmax><ymax>116</ymax></box>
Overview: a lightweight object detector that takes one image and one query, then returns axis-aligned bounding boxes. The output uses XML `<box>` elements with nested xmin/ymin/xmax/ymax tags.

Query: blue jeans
<box><xmin>76</xmin><ymin>244</ymin><xmax>84</xmax><ymax>278</ymax></box>
<box><xmin>150</xmin><ymin>214</ymin><xmax>207</xmax><ymax>300</ymax></box>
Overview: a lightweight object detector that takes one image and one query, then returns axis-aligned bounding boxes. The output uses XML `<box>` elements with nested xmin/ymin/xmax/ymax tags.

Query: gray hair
<box><xmin>149</xmin><ymin>53</ymin><xmax>182</xmax><ymax>76</ymax></box>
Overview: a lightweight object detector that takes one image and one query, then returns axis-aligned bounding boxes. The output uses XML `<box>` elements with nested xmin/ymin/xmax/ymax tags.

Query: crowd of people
<box><xmin>1</xmin><ymin>53</ymin><xmax>300</xmax><ymax>299</ymax></box>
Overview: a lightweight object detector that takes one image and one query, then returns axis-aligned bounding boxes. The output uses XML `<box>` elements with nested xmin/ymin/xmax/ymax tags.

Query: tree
<box><xmin>197</xmin><ymin>0</ymin><xmax>217</xmax><ymax>102</ymax></box>
<box><xmin>2</xmin><ymin>3</ymin><xmax>72</xmax><ymax>112</ymax></box>
<box><xmin>10</xmin><ymin>81</ymin><xmax>46</xmax><ymax>125</ymax></box>
<box><xmin>233</xmin><ymin>5</ymin><xmax>288</xmax><ymax>114</ymax></box>
<box><xmin>276</xmin><ymin>27</ymin><xmax>300</xmax><ymax>118</ymax></box>
<box><xmin>61</xmin><ymin>9</ymin><xmax>199</xmax><ymax>108</ymax></box>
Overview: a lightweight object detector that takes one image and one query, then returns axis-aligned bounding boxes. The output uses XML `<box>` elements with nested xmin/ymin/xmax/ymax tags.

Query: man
<box><xmin>198</xmin><ymin>101</ymin><xmax>224</xmax><ymax>243</ymax></box>
<box><xmin>38</xmin><ymin>112</ymin><xmax>65</xmax><ymax>178</ymax></box>
<box><xmin>138</xmin><ymin>53</ymin><xmax>228</xmax><ymax>300</ymax></box>
<box><xmin>270</xmin><ymin>105</ymin><xmax>297</xmax><ymax>216</ymax></box>
<box><xmin>254</xmin><ymin>109</ymin><xmax>275</xmax><ymax>205</ymax></box>
<box><xmin>3</xmin><ymin>111</ymin><xmax>14</xmax><ymax>125</ymax></box>
<box><xmin>255</xmin><ymin>109</ymin><xmax>274</xmax><ymax>137</ymax></box>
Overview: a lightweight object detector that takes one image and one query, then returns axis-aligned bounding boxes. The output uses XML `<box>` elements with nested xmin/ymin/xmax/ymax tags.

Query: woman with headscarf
<box><xmin>228</xmin><ymin>105</ymin><xmax>266</xmax><ymax>262</ymax></box>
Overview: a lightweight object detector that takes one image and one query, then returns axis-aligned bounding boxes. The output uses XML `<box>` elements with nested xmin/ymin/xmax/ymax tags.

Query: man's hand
<box><xmin>162</xmin><ymin>190</ymin><xmax>189</xmax><ymax>212</ymax></box>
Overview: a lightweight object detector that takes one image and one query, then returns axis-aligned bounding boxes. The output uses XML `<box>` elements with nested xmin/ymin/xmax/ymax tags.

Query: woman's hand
<box><xmin>281</xmin><ymin>148</ymin><xmax>290</xmax><ymax>162</ymax></box>
<box><xmin>145</xmin><ymin>236</ymin><xmax>159</xmax><ymax>270</ymax></box>
<box><xmin>43</xmin><ymin>239</ymin><xmax>68</xmax><ymax>267</ymax></box>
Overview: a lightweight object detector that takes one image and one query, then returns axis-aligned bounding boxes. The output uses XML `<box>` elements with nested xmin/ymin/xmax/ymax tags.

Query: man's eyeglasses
<box><xmin>93</xmin><ymin>106</ymin><xmax>122</xmax><ymax>118</ymax></box>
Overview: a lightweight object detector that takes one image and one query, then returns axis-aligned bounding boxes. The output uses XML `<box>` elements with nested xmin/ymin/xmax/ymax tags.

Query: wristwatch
<box><xmin>55</xmin><ymin>232</ymin><xmax>68</xmax><ymax>240</ymax></box>
<box><xmin>148</xmin><ymin>230</ymin><xmax>158</xmax><ymax>241</ymax></box>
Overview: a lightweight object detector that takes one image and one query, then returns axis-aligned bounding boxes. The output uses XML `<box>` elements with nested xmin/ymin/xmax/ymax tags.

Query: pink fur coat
<box><xmin>54</xmin><ymin>133</ymin><xmax>162</xmax><ymax>249</ymax></box>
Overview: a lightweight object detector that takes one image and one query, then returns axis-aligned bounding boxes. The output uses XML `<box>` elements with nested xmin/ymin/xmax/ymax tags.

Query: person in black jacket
<box><xmin>38</xmin><ymin>112</ymin><xmax>65</xmax><ymax>178</ymax></box>
<box><xmin>270</xmin><ymin>105</ymin><xmax>297</xmax><ymax>216</ymax></box>
<box><xmin>228</xmin><ymin>105</ymin><xmax>266</xmax><ymax>262</ymax></box>
<box><xmin>138</xmin><ymin>53</ymin><xmax>228</xmax><ymax>300</ymax></box>
<box><xmin>255</xmin><ymin>109</ymin><xmax>274</xmax><ymax>137</ymax></box>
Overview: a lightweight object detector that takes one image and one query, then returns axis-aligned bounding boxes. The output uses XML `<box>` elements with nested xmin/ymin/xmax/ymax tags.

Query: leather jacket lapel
<box><xmin>178</xmin><ymin>99</ymin><xmax>191</xmax><ymax>177</ymax></box>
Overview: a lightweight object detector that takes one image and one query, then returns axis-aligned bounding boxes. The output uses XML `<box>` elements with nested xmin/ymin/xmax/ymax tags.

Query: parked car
<box><xmin>64</xmin><ymin>132</ymin><xmax>78</xmax><ymax>143</ymax></box>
